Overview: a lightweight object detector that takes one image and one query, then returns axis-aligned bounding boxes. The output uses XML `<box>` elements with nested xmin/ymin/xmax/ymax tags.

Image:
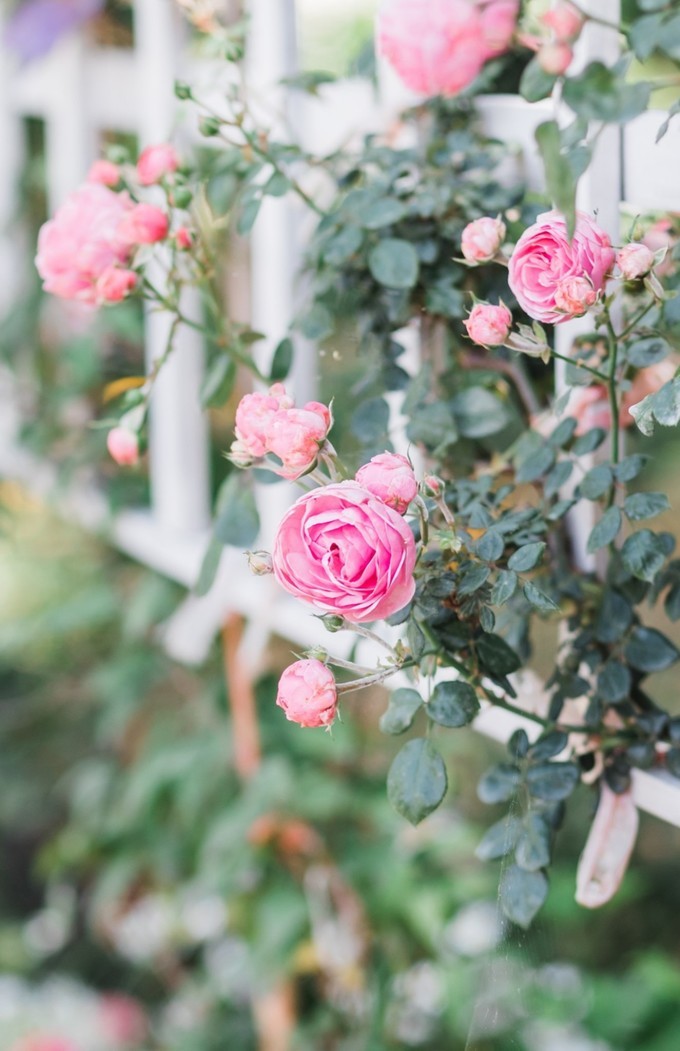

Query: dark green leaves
<box><xmin>526</xmin><ymin>761</ymin><xmax>580</xmax><ymax>801</ymax></box>
<box><xmin>625</xmin><ymin>627</ymin><xmax>679</xmax><ymax>673</ymax></box>
<box><xmin>579</xmin><ymin>464</ymin><xmax>613</xmax><ymax>500</ymax></box>
<box><xmin>214</xmin><ymin>474</ymin><xmax>260</xmax><ymax>548</ymax></box>
<box><xmin>491</xmin><ymin>570</ymin><xmax>518</xmax><ymax>606</ymax></box>
<box><xmin>475</xmin><ymin>817</ymin><xmax>521</xmax><ymax>861</ymax></box>
<box><xmin>200</xmin><ymin>354</ymin><xmax>236</xmax><ymax>408</ymax></box>
<box><xmin>368</xmin><ymin>238</ymin><xmax>419</xmax><ymax>289</ymax></box>
<box><xmin>427</xmin><ymin>681</ymin><xmax>480</xmax><ymax>728</ymax></box>
<box><xmin>508</xmin><ymin>542</ymin><xmax>546</xmax><ymax>572</ymax></box>
<box><xmin>587</xmin><ymin>507</ymin><xmax>621</xmax><ymax>553</ymax></box>
<box><xmin>535</xmin><ymin>120</ymin><xmax>577</xmax><ymax>234</ymax></box>
<box><xmin>597</xmin><ymin>660</ymin><xmax>631</xmax><ymax>704</ymax></box>
<box><xmin>476</xmin><ymin>634</ymin><xmax>521</xmax><ymax>677</ymax></box>
<box><xmin>630</xmin><ymin>376</ymin><xmax>680</xmax><ymax>435</ymax></box>
<box><xmin>387</xmin><ymin>738</ymin><xmax>448</xmax><ymax>825</ymax></box>
<box><xmin>380</xmin><ymin>689</ymin><xmax>422</xmax><ymax>735</ymax></box>
<box><xmin>563</xmin><ymin>62</ymin><xmax>652</xmax><ymax>123</ymax></box>
<box><xmin>621</xmin><ymin>529</ymin><xmax>667</xmax><ymax>581</ymax></box>
<box><xmin>478</xmin><ymin>763</ymin><xmax>521</xmax><ymax>804</ymax></box>
<box><xmin>499</xmin><ymin>866</ymin><xmax>549</xmax><ymax>928</ymax></box>
<box><xmin>624</xmin><ymin>492</ymin><xmax>670</xmax><ymax>522</ymax></box>
<box><xmin>269</xmin><ymin>337</ymin><xmax>294</xmax><ymax>382</ymax></box>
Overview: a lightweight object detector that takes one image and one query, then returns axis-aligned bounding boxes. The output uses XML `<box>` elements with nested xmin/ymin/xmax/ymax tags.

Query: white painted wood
<box><xmin>0</xmin><ymin>10</ymin><xmax>24</xmax><ymax>317</ymax></box>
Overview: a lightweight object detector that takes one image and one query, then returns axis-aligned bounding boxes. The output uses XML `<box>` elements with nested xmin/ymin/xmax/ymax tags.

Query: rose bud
<box><xmin>137</xmin><ymin>142</ymin><xmax>180</xmax><ymax>185</ymax></box>
<box><xmin>461</xmin><ymin>216</ymin><xmax>506</xmax><ymax>264</ymax></box>
<box><xmin>617</xmin><ymin>242</ymin><xmax>655</xmax><ymax>281</ymax></box>
<box><xmin>355</xmin><ymin>452</ymin><xmax>417</xmax><ymax>514</ymax></box>
<box><xmin>554</xmin><ymin>275</ymin><xmax>597</xmax><ymax>318</ymax></box>
<box><xmin>247</xmin><ymin>550</ymin><xmax>273</xmax><ymax>575</ymax></box>
<box><xmin>276</xmin><ymin>659</ymin><xmax>338</xmax><ymax>728</ymax></box>
<box><xmin>107</xmin><ymin>427</ymin><xmax>139</xmax><ymax>466</ymax></box>
<box><xmin>95</xmin><ymin>266</ymin><xmax>136</xmax><ymax>304</ymax></box>
<box><xmin>118</xmin><ymin>203</ymin><xmax>169</xmax><ymax>245</ymax></box>
<box><xmin>175</xmin><ymin>225</ymin><xmax>193</xmax><ymax>250</ymax></box>
<box><xmin>87</xmin><ymin>159</ymin><xmax>120</xmax><ymax>186</ymax></box>
<box><xmin>537</xmin><ymin>42</ymin><xmax>573</xmax><ymax>75</ymax></box>
<box><xmin>464</xmin><ymin>302</ymin><xmax>513</xmax><ymax>347</ymax></box>
<box><xmin>541</xmin><ymin>2</ymin><xmax>584</xmax><ymax>42</ymax></box>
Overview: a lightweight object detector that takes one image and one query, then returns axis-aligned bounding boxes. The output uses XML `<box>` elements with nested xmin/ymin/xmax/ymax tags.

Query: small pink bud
<box><xmin>541</xmin><ymin>2</ymin><xmax>584</xmax><ymax>42</ymax></box>
<box><xmin>175</xmin><ymin>225</ymin><xmax>193</xmax><ymax>250</ymax></box>
<box><xmin>423</xmin><ymin>474</ymin><xmax>443</xmax><ymax>497</ymax></box>
<box><xmin>461</xmin><ymin>216</ymin><xmax>506</xmax><ymax>264</ymax></box>
<box><xmin>247</xmin><ymin>550</ymin><xmax>273</xmax><ymax>575</ymax></box>
<box><xmin>538</xmin><ymin>42</ymin><xmax>573</xmax><ymax>75</ymax></box>
<box><xmin>355</xmin><ymin>452</ymin><xmax>417</xmax><ymax>514</ymax></box>
<box><xmin>617</xmin><ymin>242</ymin><xmax>655</xmax><ymax>281</ymax></box>
<box><xmin>87</xmin><ymin>159</ymin><xmax>120</xmax><ymax>186</ymax></box>
<box><xmin>554</xmin><ymin>275</ymin><xmax>597</xmax><ymax>318</ymax></box>
<box><xmin>229</xmin><ymin>439</ymin><xmax>255</xmax><ymax>468</ymax></box>
<box><xmin>137</xmin><ymin>143</ymin><xmax>180</xmax><ymax>185</ymax></box>
<box><xmin>464</xmin><ymin>302</ymin><xmax>513</xmax><ymax>347</ymax></box>
<box><xmin>576</xmin><ymin>784</ymin><xmax>638</xmax><ymax>908</ymax></box>
<box><xmin>107</xmin><ymin>427</ymin><xmax>139</xmax><ymax>466</ymax></box>
<box><xmin>276</xmin><ymin>659</ymin><xmax>338</xmax><ymax>728</ymax></box>
<box><xmin>96</xmin><ymin>266</ymin><xmax>136</xmax><ymax>304</ymax></box>
<box><xmin>118</xmin><ymin>203</ymin><xmax>169</xmax><ymax>245</ymax></box>
<box><xmin>99</xmin><ymin>994</ymin><xmax>147</xmax><ymax>1045</ymax></box>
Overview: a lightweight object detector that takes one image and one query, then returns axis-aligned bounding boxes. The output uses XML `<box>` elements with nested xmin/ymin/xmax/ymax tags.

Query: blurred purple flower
<box><xmin>5</xmin><ymin>0</ymin><xmax>105</xmax><ymax>63</ymax></box>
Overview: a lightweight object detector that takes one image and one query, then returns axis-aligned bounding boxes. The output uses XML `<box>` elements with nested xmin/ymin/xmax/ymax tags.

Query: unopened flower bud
<box><xmin>199</xmin><ymin>116</ymin><xmax>222</xmax><ymax>137</ymax></box>
<box><xmin>464</xmin><ymin>302</ymin><xmax>513</xmax><ymax>347</ymax></box>
<box><xmin>247</xmin><ymin>550</ymin><xmax>273</xmax><ymax>575</ymax></box>
<box><xmin>617</xmin><ymin>242</ymin><xmax>655</xmax><ymax>281</ymax></box>
<box><xmin>107</xmin><ymin>427</ymin><xmax>139</xmax><ymax>466</ymax></box>
<box><xmin>541</xmin><ymin>2</ymin><xmax>584</xmax><ymax>42</ymax></box>
<box><xmin>321</xmin><ymin>614</ymin><xmax>346</xmax><ymax>633</ymax></box>
<box><xmin>538</xmin><ymin>42</ymin><xmax>573</xmax><ymax>76</ymax></box>
<box><xmin>174</xmin><ymin>81</ymin><xmax>192</xmax><ymax>100</ymax></box>
<box><xmin>423</xmin><ymin>474</ymin><xmax>443</xmax><ymax>497</ymax></box>
<box><xmin>461</xmin><ymin>216</ymin><xmax>506</xmax><ymax>264</ymax></box>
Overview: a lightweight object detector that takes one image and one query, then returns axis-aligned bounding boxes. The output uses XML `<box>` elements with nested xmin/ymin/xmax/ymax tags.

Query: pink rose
<box><xmin>87</xmin><ymin>159</ymin><xmax>120</xmax><ymax>186</ymax></box>
<box><xmin>554</xmin><ymin>275</ymin><xmax>596</xmax><ymax>317</ymax></box>
<box><xmin>36</xmin><ymin>183</ymin><xmax>135</xmax><ymax>305</ymax></box>
<box><xmin>479</xmin><ymin>0</ymin><xmax>519</xmax><ymax>57</ymax></box>
<box><xmin>508</xmin><ymin>210</ymin><xmax>615</xmax><ymax>324</ymax></box>
<box><xmin>107</xmin><ymin>427</ymin><xmax>139</xmax><ymax>466</ymax></box>
<box><xmin>537</xmin><ymin>41</ymin><xmax>573</xmax><ymax>75</ymax></box>
<box><xmin>617</xmin><ymin>242</ymin><xmax>655</xmax><ymax>280</ymax></box>
<box><xmin>175</xmin><ymin>225</ymin><xmax>193</xmax><ymax>250</ymax></box>
<box><xmin>377</xmin><ymin>0</ymin><xmax>489</xmax><ymax>97</ymax></box>
<box><xmin>541</xmin><ymin>2</ymin><xmax>583</xmax><ymax>42</ymax></box>
<box><xmin>267</xmin><ymin>405</ymin><xmax>331</xmax><ymax>479</ymax></box>
<box><xmin>272</xmin><ymin>481</ymin><xmax>417</xmax><ymax>623</ymax></box>
<box><xmin>118</xmin><ymin>202</ymin><xmax>169</xmax><ymax>245</ymax></box>
<box><xmin>99</xmin><ymin>994</ymin><xmax>147</xmax><ymax>1045</ymax></box>
<box><xmin>234</xmin><ymin>385</ymin><xmax>294</xmax><ymax>459</ymax></box>
<box><xmin>137</xmin><ymin>142</ymin><xmax>179</xmax><ymax>185</ymax></box>
<box><xmin>276</xmin><ymin>659</ymin><xmax>338</xmax><ymax>728</ymax></box>
<box><xmin>355</xmin><ymin>452</ymin><xmax>417</xmax><ymax>514</ymax></box>
<box><xmin>576</xmin><ymin>784</ymin><xmax>638</xmax><ymax>908</ymax></box>
<box><xmin>95</xmin><ymin>266</ymin><xmax>136</xmax><ymax>304</ymax></box>
<box><xmin>461</xmin><ymin>216</ymin><xmax>506</xmax><ymax>263</ymax></box>
<box><xmin>464</xmin><ymin>302</ymin><xmax>512</xmax><ymax>346</ymax></box>
<box><xmin>568</xmin><ymin>385</ymin><xmax>610</xmax><ymax>435</ymax></box>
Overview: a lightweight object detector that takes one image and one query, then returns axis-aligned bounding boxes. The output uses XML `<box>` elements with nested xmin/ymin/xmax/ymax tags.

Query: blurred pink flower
<box><xmin>95</xmin><ymin>266</ymin><xmax>136</xmax><ymax>304</ymax></box>
<box><xmin>118</xmin><ymin>203</ymin><xmax>169</xmax><ymax>245</ymax></box>
<box><xmin>10</xmin><ymin>1038</ymin><xmax>79</xmax><ymax>1051</ymax></box>
<box><xmin>479</xmin><ymin>0</ymin><xmax>519</xmax><ymax>57</ymax></box>
<box><xmin>107</xmin><ymin>427</ymin><xmax>139</xmax><ymax>466</ymax></box>
<box><xmin>99</xmin><ymin>993</ymin><xmax>147</xmax><ymax>1045</ymax></box>
<box><xmin>87</xmin><ymin>160</ymin><xmax>120</xmax><ymax>187</ymax></box>
<box><xmin>541</xmin><ymin>2</ymin><xmax>583</xmax><ymax>42</ymax></box>
<box><xmin>537</xmin><ymin>41</ymin><xmax>573</xmax><ymax>75</ymax></box>
<box><xmin>137</xmin><ymin>143</ymin><xmax>180</xmax><ymax>186</ymax></box>
<box><xmin>576</xmin><ymin>783</ymin><xmax>638</xmax><ymax>908</ymax></box>
<box><xmin>276</xmin><ymin>659</ymin><xmax>338</xmax><ymax>728</ymax></box>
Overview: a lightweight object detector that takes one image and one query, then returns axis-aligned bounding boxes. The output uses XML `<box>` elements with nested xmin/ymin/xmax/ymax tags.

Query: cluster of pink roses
<box><xmin>226</xmin><ymin>383</ymin><xmax>421</xmax><ymax>730</ymax></box>
<box><xmin>229</xmin><ymin>383</ymin><xmax>332</xmax><ymax>480</ymax></box>
<box><xmin>378</xmin><ymin>0</ymin><xmax>519</xmax><ymax>97</ymax></box>
<box><xmin>521</xmin><ymin>1</ymin><xmax>584</xmax><ymax>76</ymax></box>
<box><xmin>35</xmin><ymin>143</ymin><xmax>182</xmax><ymax>308</ymax></box>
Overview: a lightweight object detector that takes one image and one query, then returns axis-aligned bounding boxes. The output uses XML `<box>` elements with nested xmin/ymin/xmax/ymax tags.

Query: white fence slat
<box><xmin>0</xmin><ymin>14</ymin><xmax>24</xmax><ymax>317</ymax></box>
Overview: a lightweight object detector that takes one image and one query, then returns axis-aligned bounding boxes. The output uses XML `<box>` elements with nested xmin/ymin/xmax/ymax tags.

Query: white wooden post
<box><xmin>0</xmin><ymin>12</ymin><xmax>24</xmax><ymax>319</ymax></box>
<box><xmin>134</xmin><ymin>0</ymin><xmax>211</xmax><ymax>537</ymax></box>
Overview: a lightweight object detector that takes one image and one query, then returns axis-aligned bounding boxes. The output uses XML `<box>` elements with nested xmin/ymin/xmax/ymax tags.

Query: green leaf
<box><xmin>407</xmin><ymin>401</ymin><xmax>457</xmax><ymax>448</ymax></box>
<box><xmin>214</xmin><ymin>474</ymin><xmax>260</xmax><ymax>548</ymax></box>
<box><xmin>630</xmin><ymin>376</ymin><xmax>680</xmax><ymax>436</ymax></box>
<box><xmin>526</xmin><ymin>761</ymin><xmax>580</xmax><ymax>801</ymax></box>
<box><xmin>621</xmin><ymin>529</ymin><xmax>667</xmax><ymax>581</ymax></box>
<box><xmin>368</xmin><ymin>238</ymin><xmax>420</xmax><ymax>290</ymax></box>
<box><xmin>587</xmin><ymin>507</ymin><xmax>622</xmax><ymax>553</ymax></box>
<box><xmin>476</xmin><ymin>634</ymin><xmax>521</xmax><ymax>676</ymax></box>
<box><xmin>563</xmin><ymin>62</ymin><xmax>652</xmax><ymax>123</ymax></box>
<box><xmin>357</xmin><ymin>197</ymin><xmax>407</xmax><ymax>229</ymax></box>
<box><xmin>351</xmin><ymin>397</ymin><xmax>390</xmax><ymax>444</ymax></box>
<box><xmin>627</xmin><ymin>337</ymin><xmax>669</xmax><ymax>368</ymax></box>
<box><xmin>529</xmin><ymin>731</ymin><xmax>568</xmax><ymax>761</ymax></box>
<box><xmin>323</xmin><ymin>226</ymin><xmax>363</xmax><ymax>266</ymax></box>
<box><xmin>475</xmin><ymin>816</ymin><xmax>521</xmax><ymax>861</ymax></box>
<box><xmin>478</xmin><ymin>763</ymin><xmax>521</xmax><ymax>804</ymax></box>
<box><xmin>523</xmin><ymin>582</ymin><xmax>559</xmax><ymax>613</ymax></box>
<box><xmin>597</xmin><ymin>659</ymin><xmax>631</xmax><ymax>703</ymax></box>
<box><xmin>451</xmin><ymin>387</ymin><xmax>510</xmax><ymax>438</ymax></box>
<box><xmin>499</xmin><ymin>866</ymin><xmax>549</xmax><ymax>928</ymax></box>
<box><xmin>549</xmin><ymin>418</ymin><xmax>578</xmax><ymax>448</ymax></box>
<box><xmin>508</xmin><ymin>542</ymin><xmax>546</xmax><ymax>572</ymax></box>
<box><xmin>387</xmin><ymin>738</ymin><xmax>448</xmax><ymax>825</ymax></box>
<box><xmin>535</xmin><ymin>120</ymin><xmax>577</xmax><ymax>234</ymax></box>
<box><xmin>269</xmin><ymin>338</ymin><xmax>294</xmax><ymax>382</ymax></box>
<box><xmin>515</xmin><ymin>814</ymin><xmax>551</xmax><ymax>872</ymax></box>
<box><xmin>545</xmin><ymin>460</ymin><xmax>574</xmax><ymax>497</ymax></box>
<box><xmin>299</xmin><ymin>302</ymin><xmax>334</xmax><ymax>341</ymax></box>
<box><xmin>579</xmin><ymin>464</ymin><xmax>613</xmax><ymax>500</ymax></box>
<box><xmin>380</xmin><ymin>688</ymin><xmax>422</xmax><ymax>735</ymax></box>
<box><xmin>625</xmin><ymin>627</ymin><xmax>679</xmax><ymax>672</ymax></box>
<box><xmin>200</xmin><ymin>354</ymin><xmax>236</xmax><ymax>408</ymax></box>
<box><xmin>427</xmin><ymin>681</ymin><xmax>480</xmax><ymax>728</ymax></box>
<box><xmin>616</xmin><ymin>455</ymin><xmax>648</xmax><ymax>483</ymax></box>
<box><xmin>263</xmin><ymin>171</ymin><xmax>291</xmax><ymax>197</ymax></box>
<box><xmin>572</xmin><ymin>427</ymin><xmax>606</xmax><ymax>455</ymax></box>
<box><xmin>521</xmin><ymin>59</ymin><xmax>558</xmax><ymax>102</ymax></box>
<box><xmin>624</xmin><ymin>491</ymin><xmax>670</xmax><ymax>522</ymax></box>
<box><xmin>237</xmin><ymin>195</ymin><xmax>261</xmax><ymax>235</ymax></box>
<box><xmin>516</xmin><ymin>446</ymin><xmax>555</xmax><ymax>484</ymax></box>
<box><xmin>491</xmin><ymin>570</ymin><xmax>518</xmax><ymax>606</ymax></box>
<box><xmin>194</xmin><ymin>536</ymin><xmax>223</xmax><ymax>597</ymax></box>
<box><xmin>476</xmin><ymin>529</ymin><xmax>505</xmax><ymax>563</ymax></box>
<box><xmin>596</xmin><ymin>589</ymin><xmax>634</xmax><ymax>643</ymax></box>
<box><xmin>457</xmin><ymin>563</ymin><xmax>491</xmax><ymax>597</ymax></box>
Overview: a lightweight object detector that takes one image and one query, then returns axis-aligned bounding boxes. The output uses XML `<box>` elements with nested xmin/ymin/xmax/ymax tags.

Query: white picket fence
<box><xmin>0</xmin><ymin>0</ymin><xmax>679</xmax><ymax>827</ymax></box>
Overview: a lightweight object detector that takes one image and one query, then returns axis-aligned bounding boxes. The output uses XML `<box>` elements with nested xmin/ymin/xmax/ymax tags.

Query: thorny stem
<box><xmin>335</xmin><ymin>659</ymin><xmax>416</xmax><ymax>694</ymax></box>
<box><xmin>605</xmin><ymin>315</ymin><xmax>621</xmax><ymax>479</ymax></box>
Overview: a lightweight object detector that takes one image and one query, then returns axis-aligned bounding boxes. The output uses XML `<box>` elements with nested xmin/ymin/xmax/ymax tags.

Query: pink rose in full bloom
<box><xmin>538</xmin><ymin>41</ymin><xmax>573</xmax><ymax>75</ymax></box>
<box><xmin>479</xmin><ymin>0</ymin><xmax>519</xmax><ymax>57</ymax></box>
<box><xmin>107</xmin><ymin>427</ymin><xmax>139</xmax><ymax>466</ymax></box>
<box><xmin>617</xmin><ymin>242</ymin><xmax>655</xmax><ymax>280</ymax></box>
<box><xmin>464</xmin><ymin>302</ymin><xmax>512</xmax><ymax>346</ymax></box>
<box><xmin>276</xmin><ymin>659</ymin><xmax>338</xmax><ymax>728</ymax></box>
<box><xmin>272</xmin><ymin>481</ymin><xmax>417</xmax><ymax>623</ymax></box>
<box><xmin>137</xmin><ymin>143</ymin><xmax>179</xmax><ymax>185</ymax></box>
<box><xmin>508</xmin><ymin>210</ymin><xmax>615</xmax><ymax>324</ymax></box>
<box><xmin>267</xmin><ymin>404</ymin><xmax>332</xmax><ymax>479</ymax></box>
<box><xmin>234</xmin><ymin>385</ymin><xmax>295</xmax><ymax>459</ymax></box>
<box><xmin>576</xmin><ymin>784</ymin><xmax>638</xmax><ymax>908</ymax></box>
<box><xmin>541</xmin><ymin>1</ymin><xmax>583</xmax><ymax>42</ymax></box>
<box><xmin>99</xmin><ymin>993</ymin><xmax>147</xmax><ymax>1045</ymax></box>
<box><xmin>36</xmin><ymin>183</ymin><xmax>135</xmax><ymax>305</ymax></box>
<box><xmin>118</xmin><ymin>202</ymin><xmax>169</xmax><ymax>245</ymax></box>
<box><xmin>461</xmin><ymin>216</ymin><xmax>506</xmax><ymax>263</ymax></box>
<box><xmin>554</xmin><ymin>275</ymin><xmax>596</xmax><ymax>317</ymax></box>
<box><xmin>95</xmin><ymin>266</ymin><xmax>136</xmax><ymax>304</ymax></box>
<box><xmin>87</xmin><ymin>159</ymin><xmax>120</xmax><ymax>186</ymax></box>
<box><xmin>356</xmin><ymin>452</ymin><xmax>418</xmax><ymax>514</ymax></box>
<box><xmin>377</xmin><ymin>0</ymin><xmax>489</xmax><ymax>97</ymax></box>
